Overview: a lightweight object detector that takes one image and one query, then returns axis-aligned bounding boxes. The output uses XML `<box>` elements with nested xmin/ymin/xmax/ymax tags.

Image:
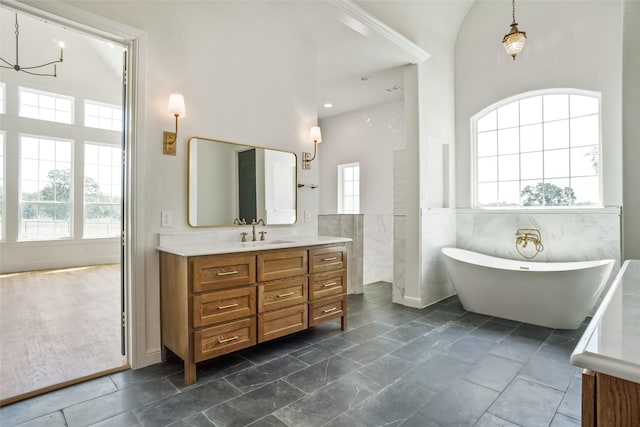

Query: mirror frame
<box><xmin>187</xmin><ymin>136</ymin><xmax>298</xmax><ymax>228</ymax></box>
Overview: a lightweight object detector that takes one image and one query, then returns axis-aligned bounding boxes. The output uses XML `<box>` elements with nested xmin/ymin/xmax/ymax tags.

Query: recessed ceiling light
<box><xmin>323</xmin><ymin>103</ymin><xmax>333</xmax><ymax>108</ymax></box>
<box><xmin>360</xmin><ymin>76</ymin><xmax>372</xmax><ymax>82</ymax></box>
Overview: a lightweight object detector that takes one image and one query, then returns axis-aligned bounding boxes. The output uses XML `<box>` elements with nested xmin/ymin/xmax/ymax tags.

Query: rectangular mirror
<box><xmin>188</xmin><ymin>137</ymin><xmax>297</xmax><ymax>227</ymax></box>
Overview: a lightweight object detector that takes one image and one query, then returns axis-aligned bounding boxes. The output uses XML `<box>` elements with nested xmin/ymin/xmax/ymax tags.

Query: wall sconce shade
<box><xmin>302</xmin><ymin>126</ymin><xmax>322</xmax><ymax>169</ymax></box>
<box><xmin>163</xmin><ymin>94</ymin><xmax>186</xmax><ymax>155</ymax></box>
<box><xmin>502</xmin><ymin>0</ymin><xmax>527</xmax><ymax>61</ymax></box>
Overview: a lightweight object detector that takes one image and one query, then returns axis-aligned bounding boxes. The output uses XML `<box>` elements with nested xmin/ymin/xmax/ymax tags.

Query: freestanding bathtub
<box><xmin>441</xmin><ymin>247</ymin><xmax>615</xmax><ymax>329</ymax></box>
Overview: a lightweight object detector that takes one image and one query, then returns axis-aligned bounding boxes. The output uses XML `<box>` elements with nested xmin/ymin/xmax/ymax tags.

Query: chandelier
<box><xmin>0</xmin><ymin>13</ymin><xmax>64</xmax><ymax>77</ymax></box>
<box><xmin>502</xmin><ymin>0</ymin><xmax>527</xmax><ymax>61</ymax></box>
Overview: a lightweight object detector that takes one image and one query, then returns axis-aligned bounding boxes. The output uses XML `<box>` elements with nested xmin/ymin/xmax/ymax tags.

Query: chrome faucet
<box><xmin>251</xmin><ymin>218</ymin><xmax>265</xmax><ymax>241</ymax></box>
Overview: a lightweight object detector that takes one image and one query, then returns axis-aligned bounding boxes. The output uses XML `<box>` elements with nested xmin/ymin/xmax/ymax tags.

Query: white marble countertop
<box><xmin>571</xmin><ymin>259</ymin><xmax>640</xmax><ymax>384</ymax></box>
<box><xmin>157</xmin><ymin>235</ymin><xmax>352</xmax><ymax>257</ymax></box>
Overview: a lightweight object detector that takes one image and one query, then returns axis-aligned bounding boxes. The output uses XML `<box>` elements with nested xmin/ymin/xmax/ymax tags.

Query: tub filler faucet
<box><xmin>515</xmin><ymin>228</ymin><xmax>544</xmax><ymax>259</ymax></box>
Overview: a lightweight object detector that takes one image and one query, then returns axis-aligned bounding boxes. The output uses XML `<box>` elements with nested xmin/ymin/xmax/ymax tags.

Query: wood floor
<box><xmin>0</xmin><ymin>264</ymin><xmax>127</xmax><ymax>402</ymax></box>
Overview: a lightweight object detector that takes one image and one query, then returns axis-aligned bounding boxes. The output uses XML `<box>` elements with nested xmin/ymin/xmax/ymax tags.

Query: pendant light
<box><xmin>502</xmin><ymin>0</ymin><xmax>527</xmax><ymax>61</ymax></box>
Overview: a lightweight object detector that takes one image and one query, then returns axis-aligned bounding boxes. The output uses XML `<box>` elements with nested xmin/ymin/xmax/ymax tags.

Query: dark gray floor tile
<box><xmin>357</xmin><ymin>354</ymin><xmax>417</xmax><ymax>387</ymax></box>
<box><xmin>420</xmin><ymin>309</ymin><xmax>464</xmax><ymax>326</ymax></box>
<box><xmin>557</xmin><ymin>375</ymin><xmax>582</xmax><ymax>419</ymax></box>
<box><xmin>203</xmin><ymin>380</ymin><xmax>304</xmax><ymax>427</ymax></box>
<box><xmin>167</xmin><ymin>354</ymin><xmax>253</xmax><ymax>391</ymax></box>
<box><xmin>398</xmin><ymin>413</ymin><xmax>440</xmax><ymax>427</ymax></box>
<box><xmin>0</xmin><ymin>377</ymin><xmax>117</xmax><ymax>426</ymax></box>
<box><xmin>344</xmin><ymin>379</ymin><xmax>435</xmax><ymax>426</ymax></box>
<box><xmin>435</xmin><ymin>299</ymin><xmax>466</xmax><ymax>315</ymax></box>
<box><xmin>490</xmin><ymin>335</ymin><xmax>544</xmax><ymax>363</ymax></box>
<box><xmin>284</xmin><ymin>355</ymin><xmax>361</xmax><ymax>394</ymax></box>
<box><xmin>91</xmin><ymin>411</ymin><xmax>140</xmax><ymax>427</ymax></box>
<box><xmin>313</xmin><ymin>335</ymin><xmax>357</xmax><ymax>354</ymax></box>
<box><xmin>519</xmin><ymin>355</ymin><xmax>579</xmax><ymax>392</ymax></box>
<box><xmin>406</xmin><ymin>353</ymin><xmax>471</xmax><ymax>392</ymax></box>
<box><xmin>239</xmin><ymin>337</ymin><xmax>311</xmax><ymax>365</ymax></box>
<box><xmin>512</xmin><ymin>323</ymin><xmax>554</xmax><ymax>341</ymax></box>
<box><xmin>290</xmin><ymin>344</ymin><xmax>337</xmax><ymax>365</ymax></box>
<box><xmin>134</xmin><ymin>379</ymin><xmax>240</xmax><ymax>426</ymax></box>
<box><xmin>274</xmin><ymin>371</ymin><xmax>380</xmax><ymax>426</ymax></box>
<box><xmin>168</xmin><ymin>412</ymin><xmax>214</xmax><ymax>426</ymax></box>
<box><xmin>463</xmin><ymin>354</ymin><xmax>524</xmax><ymax>392</ymax></box>
<box><xmin>323</xmin><ymin>413</ymin><xmax>370</xmax><ymax>427</ymax></box>
<box><xmin>444</xmin><ymin>335</ymin><xmax>496</xmax><ymax>364</ymax></box>
<box><xmin>488</xmin><ymin>377</ymin><xmax>564</xmax><ymax>427</ymax></box>
<box><xmin>63</xmin><ymin>376</ymin><xmax>178</xmax><ymax>426</ymax></box>
<box><xmin>246</xmin><ymin>414</ymin><xmax>288</xmax><ymax>426</ymax></box>
<box><xmin>225</xmin><ymin>355</ymin><xmax>308</xmax><ymax>393</ymax></box>
<box><xmin>110</xmin><ymin>359</ymin><xmax>182</xmax><ymax>390</ymax></box>
<box><xmin>474</xmin><ymin>412</ymin><xmax>520</xmax><ymax>426</ymax></box>
<box><xmin>429</xmin><ymin>324</ymin><xmax>472</xmax><ymax>351</ymax></box>
<box><xmin>377</xmin><ymin>309</ymin><xmax>422</xmax><ymax>327</ymax></box>
<box><xmin>382</xmin><ymin>321</ymin><xmax>435</xmax><ymax>343</ymax></box>
<box><xmin>391</xmin><ymin>334</ymin><xmax>440</xmax><ymax>362</ymax></box>
<box><xmin>452</xmin><ymin>311</ymin><xmax>492</xmax><ymax>330</ymax></box>
<box><xmin>342</xmin><ymin>322</ymin><xmax>396</xmax><ymax>343</ymax></box>
<box><xmin>472</xmin><ymin>319</ymin><xmax>519</xmax><ymax>343</ymax></box>
<box><xmin>536</xmin><ymin>334</ymin><xmax>580</xmax><ymax>360</ymax></box>
<box><xmin>417</xmin><ymin>378</ymin><xmax>499</xmax><ymax>426</ymax></box>
<box><xmin>339</xmin><ymin>336</ymin><xmax>399</xmax><ymax>364</ymax></box>
<box><xmin>550</xmin><ymin>413</ymin><xmax>581</xmax><ymax>427</ymax></box>
<box><xmin>14</xmin><ymin>411</ymin><xmax>66</xmax><ymax>427</ymax></box>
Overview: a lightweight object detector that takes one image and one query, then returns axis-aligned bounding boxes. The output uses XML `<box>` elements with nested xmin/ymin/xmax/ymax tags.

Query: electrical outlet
<box><xmin>304</xmin><ymin>211</ymin><xmax>311</xmax><ymax>223</ymax></box>
<box><xmin>161</xmin><ymin>211</ymin><xmax>173</xmax><ymax>227</ymax></box>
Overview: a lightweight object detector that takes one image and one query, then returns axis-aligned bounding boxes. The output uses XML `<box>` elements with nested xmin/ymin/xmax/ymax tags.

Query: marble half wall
<box><xmin>318</xmin><ymin>214</ymin><xmax>364</xmax><ymax>294</ymax></box>
<box><xmin>455</xmin><ymin>208</ymin><xmax>621</xmax><ymax>268</ymax></box>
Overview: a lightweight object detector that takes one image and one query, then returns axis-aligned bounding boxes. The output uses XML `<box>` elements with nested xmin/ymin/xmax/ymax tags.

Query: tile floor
<box><xmin>0</xmin><ymin>282</ymin><xmax>585</xmax><ymax>427</ymax></box>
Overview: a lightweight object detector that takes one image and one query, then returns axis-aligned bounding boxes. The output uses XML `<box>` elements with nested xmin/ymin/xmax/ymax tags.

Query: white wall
<box><xmin>455</xmin><ymin>0</ymin><xmax>624</xmax><ymax>208</ymax></box>
<box><xmin>623</xmin><ymin>0</ymin><xmax>640</xmax><ymax>260</ymax></box>
<box><xmin>318</xmin><ymin>100</ymin><xmax>401</xmax><ymax>284</ymax></box>
<box><xmin>55</xmin><ymin>0</ymin><xmax>319</xmax><ymax>367</ymax></box>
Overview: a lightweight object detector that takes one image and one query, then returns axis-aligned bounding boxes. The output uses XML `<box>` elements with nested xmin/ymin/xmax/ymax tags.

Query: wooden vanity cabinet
<box><xmin>160</xmin><ymin>243</ymin><xmax>347</xmax><ymax>385</ymax></box>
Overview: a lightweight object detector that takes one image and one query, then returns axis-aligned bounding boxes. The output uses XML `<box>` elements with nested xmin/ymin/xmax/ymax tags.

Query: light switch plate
<box><xmin>161</xmin><ymin>211</ymin><xmax>173</xmax><ymax>227</ymax></box>
<box><xmin>304</xmin><ymin>211</ymin><xmax>311</xmax><ymax>223</ymax></box>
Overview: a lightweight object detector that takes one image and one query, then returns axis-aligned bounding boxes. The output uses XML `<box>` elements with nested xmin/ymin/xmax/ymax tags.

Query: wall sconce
<box><xmin>302</xmin><ymin>126</ymin><xmax>322</xmax><ymax>169</ymax></box>
<box><xmin>163</xmin><ymin>93</ymin><xmax>186</xmax><ymax>155</ymax></box>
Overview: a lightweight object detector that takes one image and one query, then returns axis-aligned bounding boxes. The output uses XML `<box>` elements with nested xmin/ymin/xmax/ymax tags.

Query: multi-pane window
<box><xmin>337</xmin><ymin>163</ymin><xmax>360</xmax><ymax>214</ymax></box>
<box><xmin>0</xmin><ymin>132</ymin><xmax>4</xmax><ymax>240</ymax></box>
<box><xmin>84</xmin><ymin>100</ymin><xmax>122</xmax><ymax>131</ymax></box>
<box><xmin>474</xmin><ymin>90</ymin><xmax>601</xmax><ymax>208</ymax></box>
<box><xmin>0</xmin><ymin>82</ymin><xmax>5</xmax><ymax>114</ymax></box>
<box><xmin>19</xmin><ymin>87</ymin><xmax>74</xmax><ymax>124</ymax></box>
<box><xmin>19</xmin><ymin>135</ymin><xmax>73</xmax><ymax>240</ymax></box>
<box><xmin>84</xmin><ymin>143</ymin><xmax>122</xmax><ymax>237</ymax></box>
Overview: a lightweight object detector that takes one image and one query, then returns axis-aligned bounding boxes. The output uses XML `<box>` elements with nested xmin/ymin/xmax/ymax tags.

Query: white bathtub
<box><xmin>441</xmin><ymin>247</ymin><xmax>615</xmax><ymax>329</ymax></box>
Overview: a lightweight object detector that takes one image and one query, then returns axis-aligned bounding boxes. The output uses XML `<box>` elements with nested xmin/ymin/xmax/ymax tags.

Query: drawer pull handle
<box><xmin>277</xmin><ymin>292</ymin><xmax>295</xmax><ymax>298</ymax></box>
<box><xmin>322</xmin><ymin>257</ymin><xmax>337</xmax><ymax>262</ymax></box>
<box><xmin>322</xmin><ymin>307</ymin><xmax>338</xmax><ymax>313</ymax></box>
<box><xmin>218</xmin><ymin>303</ymin><xmax>239</xmax><ymax>310</ymax></box>
<box><xmin>217</xmin><ymin>270</ymin><xmax>238</xmax><ymax>276</ymax></box>
<box><xmin>323</xmin><ymin>282</ymin><xmax>338</xmax><ymax>288</ymax></box>
<box><xmin>218</xmin><ymin>335</ymin><xmax>239</xmax><ymax>344</ymax></box>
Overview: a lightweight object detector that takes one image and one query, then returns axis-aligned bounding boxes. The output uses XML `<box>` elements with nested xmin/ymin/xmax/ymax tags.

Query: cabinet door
<box><xmin>309</xmin><ymin>295</ymin><xmax>346</xmax><ymax>327</ymax></box>
<box><xmin>193</xmin><ymin>286</ymin><xmax>256</xmax><ymax>328</ymax></box>
<box><xmin>309</xmin><ymin>245</ymin><xmax>346</xmax><ymax>274</ymax></box>
<box><xmin>309</xmin><ymin>271</ymin><xmax>346</xmax><ymax>300</ymax></box>
<box><xmin>194</xmin><ymin>317</ymin><xmax>256</xmax><ymax>362</ymax></box>
<box><xmin>258</xmin><ymin>277</ymin><xmax>307</xmax><ymax>313</ymax></box>
<box><xmin>257</xmin><ymin>249</ymin><xmax>308</xmax><ymax>282</ymax></box>
<box><xmin>258</xmin><ymin>304</ymin><xmax>307</xmax><ymax>343</ymax></box>
<box><xmin>192</xmin><ymin>254</ymin><xmax>256</xmax><ymax>292</ymax></box>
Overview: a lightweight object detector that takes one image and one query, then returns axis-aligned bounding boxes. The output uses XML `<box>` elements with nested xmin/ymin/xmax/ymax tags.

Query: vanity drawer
<box><xmin>309</xmin><ymin>295</ymin><xmax>346</xmax><ymax>327</ymax></box>
<box><xmin>309</xmin><ymin>246</ymin><xmax>346</xmax><ymax>274</ymax></box>
<box><xmin>193</xmin><ymin>317</ymin><xmax>256</xmax><ymax>362</ymax></box>
<box><xmin>192</xmin><ymin>254</ymin><xmax>256</xmax><ymax>292</ymax></box>
<box><xmin>258</xmin><ymin>304</ymin><xmax>308</xmax><ymax>343</ymax></box>
<box><xmin>258</xmin><ymin>276</ymin><xmax>307</xmax><ymax>313</ymax></box>
<box><xmin>309</xmin><ymin>271</ymin><xmax>346</xmax><ymax>300</ymax></box>
<box><xmin>193</xmin><ymin>286</ymin><xmax>256</xmax><ymax>328</ymax></box>
<box><xmin>257</xmin><ymin>249</ymin><xmax>308</xmax><ymax>282</ymax></box>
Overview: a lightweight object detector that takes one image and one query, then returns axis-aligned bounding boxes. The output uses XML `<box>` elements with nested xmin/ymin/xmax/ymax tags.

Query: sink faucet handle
<box><xmin>259</xmin><ymin>231</ymin><xmax>267</xmax><ymax>241</ymax></box>
<box><xmin>240</xmin><ymin>232</ymin><xmax>248</xmax><ymax>242</ymax></box>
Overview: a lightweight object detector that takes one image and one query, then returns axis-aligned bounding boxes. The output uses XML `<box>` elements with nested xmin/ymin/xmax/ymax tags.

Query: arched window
<box><xmin>472</xmin><ymin>89</ymin><xmax>601</xmax><ymax>208</ymax></box>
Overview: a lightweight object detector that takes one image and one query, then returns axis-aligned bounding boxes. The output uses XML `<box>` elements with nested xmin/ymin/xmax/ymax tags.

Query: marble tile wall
<box><xmin>393</xmin><ymin>215</ymin><xmax>406</xmax><ymax>304</ymax></box>
<box><xmin>363</xmin><ymin>214</ymin><xmax>394</xmax><ymax>285</ymax></box>
<box><xmin>455</xmin><ymin>208</ymin><xmax>621</xmax><ymax>266</ymax></box>
<box><xmin>318</xmin><ymin>214</ymin><xmax>364</xmax><ymax>294</ymax></box>
<box><xmin>420</xmin><ymin>209</ymin><xmax>457</xmax><ymax>304</ymax></box>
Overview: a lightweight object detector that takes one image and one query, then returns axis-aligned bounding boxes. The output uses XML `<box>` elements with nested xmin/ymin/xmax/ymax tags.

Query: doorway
<box><xmin>0</xmin><ymin>6</ymin><xmax>128</xmax><ymax>404</ymax></box>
